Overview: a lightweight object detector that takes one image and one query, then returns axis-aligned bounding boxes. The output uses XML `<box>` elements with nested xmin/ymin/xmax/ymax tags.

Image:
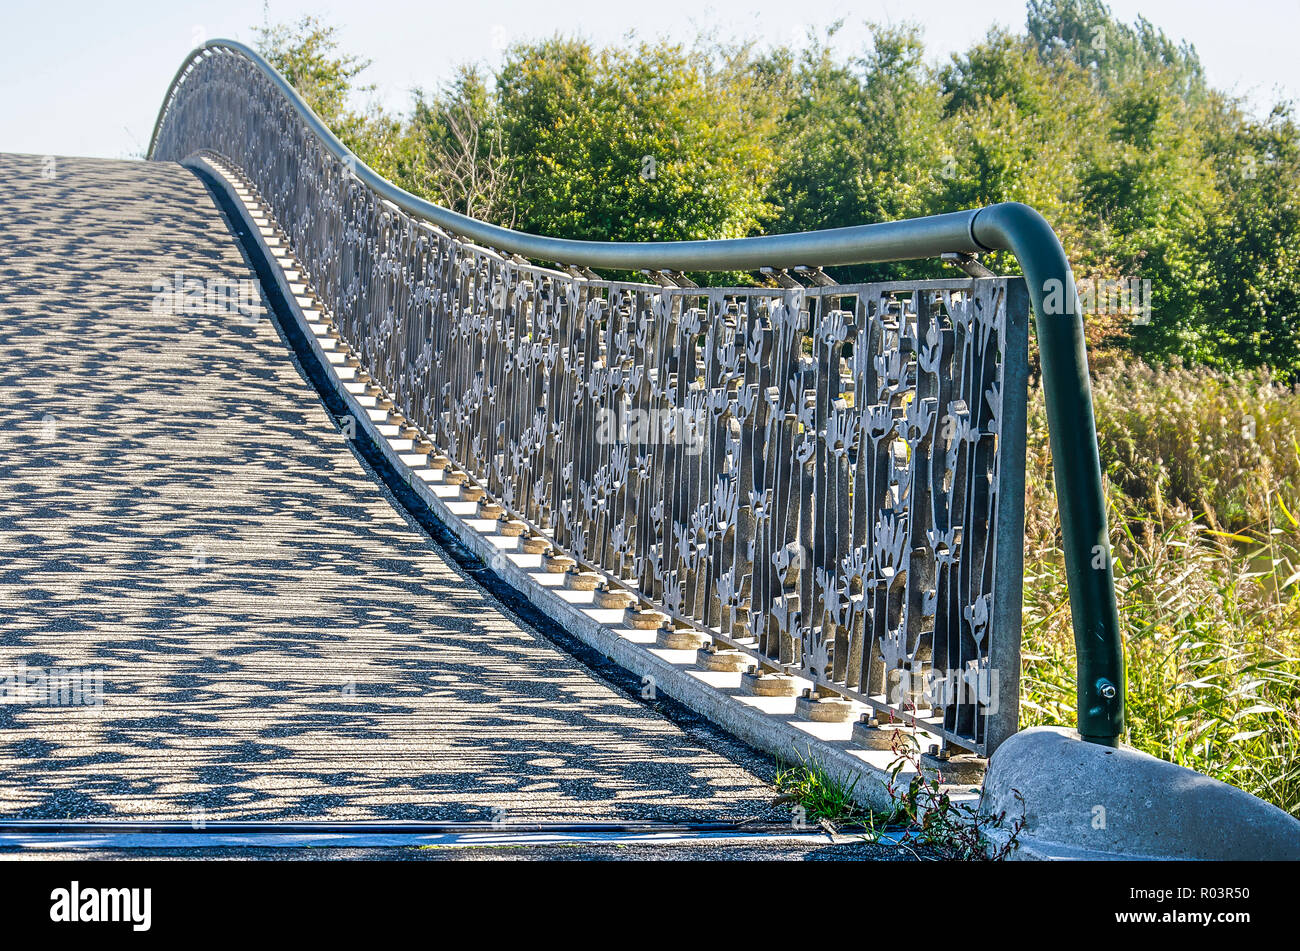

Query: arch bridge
<box><xmin>0</xmin><ymin>40</ymin><xmax>1132</xmax><ymax>843</ymax></box>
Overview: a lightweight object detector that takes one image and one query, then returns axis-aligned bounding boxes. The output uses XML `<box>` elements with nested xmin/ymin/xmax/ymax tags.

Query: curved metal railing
<box><xmin>149</xmin><ymin>39</ymin><xmax>1124</xmax><ymax>751</ymax></box>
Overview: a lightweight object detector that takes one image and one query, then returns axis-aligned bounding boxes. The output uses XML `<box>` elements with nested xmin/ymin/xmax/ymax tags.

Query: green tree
<box><xmin>254</xmin><ymin>15</ymin><xmax>370</xmax><ymax>133</ymax></box>
<box><xmin>1079</xmin><ymin>72</ymin><xmax>1222</xmax><ymax>360</ymax></box>
<box><xmin>765</xmin><ymin>23</ymin><xmax>948</xmax><ymax>283</ymax></box>
<box><xmin>1025</xmin><ymin>0</ymin><xmax>1204</xmax><ymax>95</ymax></box>
<box><xmin>253</xmin><ymin>15</ymin><xmax>406</xmax><ymax>178</ymax></box>
<box><xmin>400</xmin><ymin>66</ymin><xmax>516</xmax><ymax>225</ymax></box>
<box><xmin>937</xmin><ymin>29</ymin><xmax>1110</xmax><ymax>283</ymax></box>
<box><xmin>1197</xmin><ymin>101</ymin><xmax>1300</xmax><ymax>377</ymax></box>
<box><xmin>494</xmin><ymin>37</ymin><xmax>777</xmax><ymax>266</ymax></box>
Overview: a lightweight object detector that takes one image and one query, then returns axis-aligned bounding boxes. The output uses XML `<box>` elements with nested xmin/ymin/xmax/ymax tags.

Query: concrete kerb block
<box><xmin>592</xmin><ymin>584</ymin><xmax>636</xmax><ymax>610</ymax></box>
<box><xmin>623</xmin><ymin>607</ymin><xmax>666</xmax><ymax>630</ymax></box>
<box><xmin>563</xmin><ymin>568</ymin><xmax>601</xmax><ymax>591</ymax></box>
<box><xmin>541</xmin><ymin>550</ymin><xmax>576</xmax><ymax>573</ymax></box>
<box><xmin>919</xmin><ymin>751</ymin><xmax>987</xmax><ymax>785</ymax></box>
<box><xmin>655</xmin><ymin>623</ymin><xmax>709</xmax><ymax>651</ymax></box>
<box><xmin>519</xmin><ymin>534</ymin><xmax>549</xmax><ymax>555</ymax></box>
<box><xmin>983</xmin><ymin>726</ymin><xmax>1300</xmax><ymax>860</ymax></box>
<box><xmin>851</xmin><ymin>714</ymin><xmax>919</xmax><ymax>752</ymax></box>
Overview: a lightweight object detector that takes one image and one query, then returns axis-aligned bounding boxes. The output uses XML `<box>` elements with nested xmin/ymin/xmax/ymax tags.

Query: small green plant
<box><xmin>773</xmin><ymin>750</ymin><xmax>870</xmax><ymax>830</ymax></box>
<box><xmin>774</xmin><ymin>741</ymin><xmax>1026</xmax><ymax>859</ymax></box>
<box><xmin>883</xmin><ymin>732</ymin><xmax>1026</xmax><ymax>861</ymax></box>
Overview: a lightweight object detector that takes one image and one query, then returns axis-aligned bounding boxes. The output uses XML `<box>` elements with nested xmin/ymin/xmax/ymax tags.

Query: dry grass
<box><xmin>1021</xmin><ymin>357</ymin><xmax>1300</xmax><ymax>815</ymax></box>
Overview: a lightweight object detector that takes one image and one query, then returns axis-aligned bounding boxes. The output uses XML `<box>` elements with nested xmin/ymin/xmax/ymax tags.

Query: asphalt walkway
<box><xmin>0</xmin><ymin>154</ymin><xmax>782</xmax><ymax>822</ymax></box>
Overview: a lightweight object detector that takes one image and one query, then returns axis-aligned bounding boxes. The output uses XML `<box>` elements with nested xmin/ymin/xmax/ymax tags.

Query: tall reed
<box><xmin>1020</xmin><ymin>358</ymin><xmax>1300</xmax><ymax>815</ymax></box>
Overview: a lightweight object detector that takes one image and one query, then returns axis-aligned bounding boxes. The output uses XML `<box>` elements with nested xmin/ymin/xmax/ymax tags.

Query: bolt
<box><xmin>1097</xmin><ymin>678</ymin><xmax>1118</xmax><ymax>700</ymax></box>
<box><xmin>928</xmin><ymin>743</ymin><xmax>939</xmax><ymax>756</ymax></box>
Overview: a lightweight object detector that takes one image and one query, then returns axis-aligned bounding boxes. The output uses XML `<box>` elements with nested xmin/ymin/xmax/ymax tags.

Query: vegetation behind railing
<box><xmin>1021</xmin><ymin>359</ymin><xmax>1300</xmax><ymax>814</ymax></box>
<box><xmin>253</xmin><ymin>2</ymin><xmax>1300</xmax><ymax>378</ymax></box>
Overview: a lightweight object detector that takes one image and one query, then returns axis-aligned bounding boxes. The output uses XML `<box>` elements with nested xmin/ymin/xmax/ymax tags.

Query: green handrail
<box><xmin>972</xmin><ymin>204</ymin><xmax>1124</xmax><ymax>746</ymax></box>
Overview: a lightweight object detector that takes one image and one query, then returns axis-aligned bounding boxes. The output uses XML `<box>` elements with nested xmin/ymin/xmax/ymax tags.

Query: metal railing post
<box><xmin>972</xmin><ymin>202</ymin><xmax>1125</xmax><ymax>746</ymax></box>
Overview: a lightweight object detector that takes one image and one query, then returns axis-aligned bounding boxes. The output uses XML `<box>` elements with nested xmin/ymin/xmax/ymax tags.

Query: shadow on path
<box><xmin>0</xmin><ymin>154</ymin><xmax>782</xmax><ymax>822</ymax></box>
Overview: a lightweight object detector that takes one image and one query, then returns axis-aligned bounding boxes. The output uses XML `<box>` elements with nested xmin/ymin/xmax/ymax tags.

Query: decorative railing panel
<box><xmin>153</xmin><ymin>45</ymin><xmax>1035</xmax><ymax>755</ymax></box>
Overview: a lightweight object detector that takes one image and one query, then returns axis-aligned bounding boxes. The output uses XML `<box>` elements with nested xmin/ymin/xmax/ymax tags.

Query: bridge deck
<box><xmin>0</xmin><ymin>154</ymin><xmax>778</xmax><ymax>821</ymax></box>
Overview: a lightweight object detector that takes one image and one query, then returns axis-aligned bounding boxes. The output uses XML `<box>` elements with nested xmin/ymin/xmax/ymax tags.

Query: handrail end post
<box><xmin>973</xmin><ymin>202</ymin><xmax>1126</xmax><ymax>749</ymax></box>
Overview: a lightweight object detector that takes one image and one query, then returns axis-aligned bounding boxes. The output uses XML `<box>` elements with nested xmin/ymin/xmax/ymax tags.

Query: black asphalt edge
<box><xmin>188</xmin><ymin>163</ymin><xmax>783</xmax><ymax>794</ymax></box>
<box><xmin>0</xmin><ymin>819</ymin><xmax>782</xmax><ymax>833</ymax></box>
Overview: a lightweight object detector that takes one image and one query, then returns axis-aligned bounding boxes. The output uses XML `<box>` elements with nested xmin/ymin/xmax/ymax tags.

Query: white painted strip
<box><xmin>0</xmin><ymin>829</ymin><xmax>900</xmax><ymax>850</ymax></box>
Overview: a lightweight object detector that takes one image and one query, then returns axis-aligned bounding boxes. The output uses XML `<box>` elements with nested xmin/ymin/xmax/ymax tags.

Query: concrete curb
<box><xmin>984</xmin><ymin>727</ymin><xmax>1300</xmax><ymax>860</ymax></box>
<box><xmin>186</xmin><ymin>152</ymin><xmax>980</xmax><ymax>817</ymax></box>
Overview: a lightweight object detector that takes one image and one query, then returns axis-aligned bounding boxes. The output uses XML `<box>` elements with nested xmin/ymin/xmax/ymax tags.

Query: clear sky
<box><xmin>2</xmin><ymin>0</ymin><xmax>1297</xmax><ymax>160</ymax></box>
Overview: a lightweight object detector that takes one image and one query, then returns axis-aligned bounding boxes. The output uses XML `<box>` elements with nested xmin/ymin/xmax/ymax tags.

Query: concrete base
<box><xmin>655</xmin><ymin>626</ymin><xmax>709</xmax><ymax>651</ymax></box>
<box><xmin>592</xmin><ymin>586</ymin><xmax>636</xmax><ymax>610</ymax></box>
<box><xmin>519</xmin><ymin>535</ymin><xmax>549</xmax><ymax>554</ymax></box>
<box><xmin>983</xmin><ymin>727</ymin><xmax>1300</xmax><ymax>860</ymax></box>
<box><xmin>851</xmin><ymin>717</ymin><xmax>920</xmax><ymax>752</ymax></box>
<box><xmin>739</xmin><ymin>671</ymin><xmax>798</xmax><ymax>697</ymax></box>
<box><xmin>696</xmin><ymin>647</ymin><xmax>751</xmax><ymax>672</ymax></box>
<box><xmin>919</xmin><ymin>751</ymin><xmax>986</xmax><ymax>785</ymax></box>
<box><xmin>622</xmin><ymin>608</ymin><xmax>666</xmax><ymax>630</ymax></box>
<box><xmin>794</xmin><ymin>692</ymin><xmax>854</xmax><ymax>723</ymax></box>
<box><xmin>541</xmin><ymin>552</ymin><xmax>575</xmax><ymax>573</ymax></box>
<box><xmin>563</xmin><ymin>570</ymin><xmax>601</xmax><ymax>591</ymax></box>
